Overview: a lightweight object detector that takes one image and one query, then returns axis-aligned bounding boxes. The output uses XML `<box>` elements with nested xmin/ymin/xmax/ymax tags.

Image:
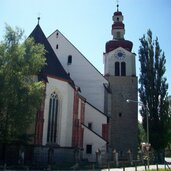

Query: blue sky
<box><xmin>1</xmin><ymin>0</ymin><xmax>171</xmax><ymax>95</ymax></box>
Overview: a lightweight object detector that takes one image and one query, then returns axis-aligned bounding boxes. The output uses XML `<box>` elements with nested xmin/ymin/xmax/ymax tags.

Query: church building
<box><xmin>26</xmin><ymin>4</ymin><xmax>138</xmax><ymax>164</ymax></box>
<box><xmin>29</xmin><ymin>20</ymin><xmax>109</xmax><ymax>163</ymax></box>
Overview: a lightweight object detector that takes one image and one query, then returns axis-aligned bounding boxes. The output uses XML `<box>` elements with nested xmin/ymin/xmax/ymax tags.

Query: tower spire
<box><xmin>116</xmin><ymin>0</ymin><xmax>119</xmax><ymax>11</ymax></box>
<box><xmin>37</xmin><ymin>17</ymin><xmax>40</xmax><ymax>25</ymax></box>
<box><xmin>105</xmin><ymin>2</ymin><xmax>133</xmax><ymax>53</ymax></box>
<box><xmin>37</xmin><ymin>12</ymin><xmax>41</xmax><ymax>25</ymax></box>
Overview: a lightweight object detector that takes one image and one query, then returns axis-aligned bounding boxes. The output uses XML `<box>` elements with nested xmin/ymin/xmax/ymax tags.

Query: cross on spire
<box><xmin>37</xmin><ymin>17</ymin><xmax>40</xmax><ymax>25</ymax></box>
<box><xmin>37</xmin><ymin>12</ymin><xmax>41</xmax><ymax>25</ymax></box>
<box><xmin>116</xmin><ymin>0</ymin><xmax>119</xmax><ymax>11</ymax></box>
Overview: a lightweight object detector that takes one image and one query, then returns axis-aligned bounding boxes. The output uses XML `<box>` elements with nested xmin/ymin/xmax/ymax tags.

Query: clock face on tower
<box><xmin>114</xmin><ymin>49</ymin><xmax>126</xmax><ymax>60</ymax></box>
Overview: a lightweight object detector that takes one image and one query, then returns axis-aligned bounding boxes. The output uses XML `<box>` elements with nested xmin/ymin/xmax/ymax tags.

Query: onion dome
<box><xmin>105</xmin><ymin>4</ymin><xmax>133</xmax><ymax>53</ymax></box>
<box><xmin>114</xmin><ymin>11</ymin><xmax>122</xmax><ymax>16</ymax></box>
<box><xmin>112</xmin><ymin>22</ymin><xmax>124</xmax><ymax>29</ymax></box>
<box><xmin>106</xmin><ymin>39</ymin><xmax>133</xmax><ymax>53</ymax></box>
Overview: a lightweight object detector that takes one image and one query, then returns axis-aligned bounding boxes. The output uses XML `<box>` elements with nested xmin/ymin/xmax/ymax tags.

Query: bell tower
<box><xmin>104</xmin><ymin>4</ymin><xmax>138</xmax><ymax>159</ymax></box>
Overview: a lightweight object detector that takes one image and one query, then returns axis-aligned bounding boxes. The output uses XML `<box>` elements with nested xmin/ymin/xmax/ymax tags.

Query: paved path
<box><xmin>165</xmin><ymin>157</ymin><xmax>171</xmax><ymax>163</ymax></box>
<box><xmin>1</xmin><ymin>158</ymin><xmax>171</xmax><ymax>171</ymax></box>
<box><xmin>101</xmin><ymin>158</ymin><xmax>171</xmax><ymax>171</ymax></box>
<box><xmin>102</xmin><ymin>165</ymin><xmax>170</xmax><ymax>171</ymax></box>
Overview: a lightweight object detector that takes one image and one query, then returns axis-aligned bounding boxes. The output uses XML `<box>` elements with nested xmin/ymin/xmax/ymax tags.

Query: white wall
<box><xmin>104</xmin><ymin>47</ymin><xmax>136</xmax><ymax>76</ymax></box>
<box><xmin>42</xmin><ymin>76</ymin><xmax>74</xmax><ymax>147</ymax></box>
<box><xmin>82</xmin><ymin>125</ymin><xmax>107</xmax><ymax>162</ymax></box>
<box><xmin>48</xmin><ymin>30</ymin><xmax>108</xmax><ymax>112</ymax></box>
<box><xmin>84</xmin><ymin>102</ymin><xmax>107</xmax><ymax>136</ymax></box>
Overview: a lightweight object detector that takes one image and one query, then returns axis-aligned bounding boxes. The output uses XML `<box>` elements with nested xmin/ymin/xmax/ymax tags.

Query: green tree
<box><xmin>167</xmin><ymin>96</ymin><xmax>171</xmax><ymax>151</ymax></box>
<box><xmin>138</xmin><ymin>30</ymin><xmax>171</xmax><ymax>159</ymax></box>
<box><xmin>0</xmin><ymin>25</ymin><xmax>46</xmax><ymax>144</ymax></box>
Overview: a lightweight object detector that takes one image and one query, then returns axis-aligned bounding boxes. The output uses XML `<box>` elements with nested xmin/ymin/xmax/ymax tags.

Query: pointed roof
<box><xmin>105</xmin><ymin>4</ymin><xmax>133</xmax><ymax>53</ymax></box>
<box><xmin>29</xmin><ymin>24</ymin><xmax>74</xmax><ymax>86</ymax></box>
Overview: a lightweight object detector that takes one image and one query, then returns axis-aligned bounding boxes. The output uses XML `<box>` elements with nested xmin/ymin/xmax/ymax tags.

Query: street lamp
<box><xmin>126</xmin><ymin>99</ymin><xmax>150</xmax><ymax>168</ymax></box>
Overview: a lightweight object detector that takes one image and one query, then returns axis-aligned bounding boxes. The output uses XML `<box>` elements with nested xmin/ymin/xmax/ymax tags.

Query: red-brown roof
<box><xmin>114</xmin><ymin>11</ymin><xmax>122</xmax><ymax>16</ymax></box>
<box><xmin>105</xmin><ymin>39</ymin><xmax>133</xmax><ymax>53</ymax></box>
<box><xmin>112</xmin><ymin>22</ymin><xmax>124</xmax><ymax>29</ymax></box>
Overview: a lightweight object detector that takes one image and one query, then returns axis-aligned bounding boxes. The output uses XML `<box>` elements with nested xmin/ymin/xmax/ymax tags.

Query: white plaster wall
<box><xmin>82</xmin><ymin>126</ymin><xmax>107</xmax><ymax>162</ymax></box>
<box><xmin>113</xmin><ymin>15</ymin><xmax>123</xmax><ymax>22</ymax></box>
<box><xmin>42</xmin><ymin>76</ymin><xmax>74</xmax><ymax>147</ymax></box>
<box><xmin>48</xmin><ymin>31</ymin><xmax>108</xmax><ymax>112</ymax></box>
<box><xmin>104</xmin><ymin>47</ymin><xmax>136</xmax><ymax>76</ymax></box>
<box><xmin>84</xmin><ymin>103</ymin><xmax>107</xmax><ymax>136</ymax></box>
<box><xmin>112</xmin><ymin>29</ymin><xmax>125</xmax><ymax>39</ymax></box>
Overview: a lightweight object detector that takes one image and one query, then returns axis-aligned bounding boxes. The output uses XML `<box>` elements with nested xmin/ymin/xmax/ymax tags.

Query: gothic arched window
<box><xmin>47</xmin><ymin>92</ymin><xmax>58</xmax><ymax>144</ymax></box>
<box><xmin>115</xmin><ymin>62</ymin><xmax>120</xmax><ymax>76</ymax></box>
<box><xmin>121</xmin><ymin>62</ymin><xmax>126</xmax><ymax>76</ymax></box>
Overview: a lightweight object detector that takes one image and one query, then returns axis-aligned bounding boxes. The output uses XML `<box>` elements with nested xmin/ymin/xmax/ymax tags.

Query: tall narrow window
<box><xmin>56</xmin><ymin>44</ymin><xmax>58</xmax><ymax>49</ymax></box>
<box><xmin>115</xmin><ymin>62</ymin><xmax>120</xmax><ymax>76</ymax></box>
<box><xmin>68</xmin><ymin>55</ymin><xmax>72</xmax><ymax>65</ymax></box>
<box><xmin>121</xmin><ymin>62</ymin><xmax>126</xmax><ymax>76</ymax></box>
<box><xmin>47</xmin><ymin>92</ymin><xmax>58</xmax><ymax>144</ymax></box>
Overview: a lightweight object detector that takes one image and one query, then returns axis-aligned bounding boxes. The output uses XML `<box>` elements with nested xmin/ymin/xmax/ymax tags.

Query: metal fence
<box><xmin>0</xmin><ymin>143</ymin><xmax>75</xmax><ymax>169</ymax></box>
<box><xmin>0</xmin><ymin>144</ymin><xmax>170</xmax><ymax>170</ymax></box>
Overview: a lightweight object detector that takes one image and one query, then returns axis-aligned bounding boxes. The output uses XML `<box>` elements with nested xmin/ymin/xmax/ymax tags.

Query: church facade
<box><xmin>29</xmin><ymin>23</ymin><xmax>108</xmax><ymax>163</ymax></box>
<box><xmin>28</xmin><ymin>4</ymin><xmax>138</xmax><ymax>163</ymax></box>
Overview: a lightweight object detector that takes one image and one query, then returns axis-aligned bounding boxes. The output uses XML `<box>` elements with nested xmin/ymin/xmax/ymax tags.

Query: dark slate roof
<box><xmin>29</xmin><ymin>24</ymin><xmax>74</xmax><ymax>86</ymax></box>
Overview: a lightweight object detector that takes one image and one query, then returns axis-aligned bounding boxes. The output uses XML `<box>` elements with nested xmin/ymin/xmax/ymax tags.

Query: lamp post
<box><xmin>126</xmin><ymin>99</ymin><xmax>150</xmax><ymax>169</ymax></box>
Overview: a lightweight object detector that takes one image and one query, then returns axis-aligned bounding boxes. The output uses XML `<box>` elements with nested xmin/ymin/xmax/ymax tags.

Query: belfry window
<box><xmin>115</xmin><ymin>62</ymin><xmax>126</xmax><ymax>76</ymax></box>
<box><xmin>47</xmin><ymin>92</ymin><xmax>58</xmax><ymax>144</ymax></box>
<box><xmin>121</xmin><ymin>62</ymin><xmax>126</xmax><ymax>76</ymax></box>
<box><xmin>115</xmin><ymin>62</ymin><xmax>120</xmax><ymax>76</ymax></box>
<box><xmin>67</xmin><ymin>55</ymin><xmax>72</xmax><ymax>65</ymax></box>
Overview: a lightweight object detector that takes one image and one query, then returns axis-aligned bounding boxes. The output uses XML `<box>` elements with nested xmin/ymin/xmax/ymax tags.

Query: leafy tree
<box><xmin>0</xmin><ymin>25</ymin><xmax>46</xmax><ymax>144</ymax></box>
<box><xmin>167</xmin><ymin>96</ymin><xmax>171</xmax><ymax>151</ymax></box>
<box><xmin>138</xmin><ymin>30</ymin><xmax>171</xmax><ymax>157</ymax></box>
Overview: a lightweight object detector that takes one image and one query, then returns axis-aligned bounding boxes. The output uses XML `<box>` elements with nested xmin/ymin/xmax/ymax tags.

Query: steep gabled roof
<box><xmin>29</xmin><ymin>24</ymin><xmax>74</xmax><ymax>86</ymax></box>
